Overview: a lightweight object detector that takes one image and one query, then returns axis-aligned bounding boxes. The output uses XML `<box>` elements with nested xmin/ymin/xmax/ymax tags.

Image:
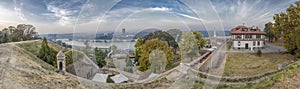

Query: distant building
<box><xmin>122</xmin><ymin>28</ymin><xmax>126</xmax><ymax>35</ymax></box>
<box><xmin>231</xmin><ymin>25</ymin><xmax>266</xmax><ymax>50</ymax></box>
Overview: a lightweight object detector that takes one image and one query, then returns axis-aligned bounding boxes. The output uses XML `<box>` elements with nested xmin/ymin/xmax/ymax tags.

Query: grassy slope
<box><xmin>224</xmin><ymin>53</ymin><xmax>295</xmax><ymax>77</ymax></box>
<box><xmin>17</xmin><ymin>40</ymin><xmax>67</xmax><ymax>56</ymax></box>
<box><xmin>0</xmin><ymin>42</ymin><xmax>84</xmax><ymax>89</ymax></box>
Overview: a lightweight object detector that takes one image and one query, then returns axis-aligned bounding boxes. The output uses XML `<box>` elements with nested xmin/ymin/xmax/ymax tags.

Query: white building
<box><xmin>231</xmin><ymin>25</ymin><xmax>266</xmax><ymax>50</ymax></box>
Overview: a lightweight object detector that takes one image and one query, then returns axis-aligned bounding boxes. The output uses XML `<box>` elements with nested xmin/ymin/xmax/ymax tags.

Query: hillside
<box><xmin>0</xmin><ymin>41</ymin><xmax>84</xmax><ymax>89</ymax></box>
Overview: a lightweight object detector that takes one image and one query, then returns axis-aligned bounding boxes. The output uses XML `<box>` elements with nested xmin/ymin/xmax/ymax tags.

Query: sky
<box><xmin>0</xmin><ymin>0</ymin><xmax>298</xmax><ymax>34</ymax></box>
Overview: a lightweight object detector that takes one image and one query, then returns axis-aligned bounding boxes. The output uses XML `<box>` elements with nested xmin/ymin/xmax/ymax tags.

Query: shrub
<box><xmin>257</xmin><ymin>49</ymin><xmax>262</xmax><ymax>57</ymax></box>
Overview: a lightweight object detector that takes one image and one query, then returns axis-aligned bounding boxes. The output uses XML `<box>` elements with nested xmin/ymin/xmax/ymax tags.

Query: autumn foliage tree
<box><xmin>138</xmin><ymin>39</ymin><xmax>174</xmax><ymax>72</ymax></box>
<box><xmin>272</xmin><ymin>2</ymin><xmax>300</xmax><ymax>56</ymax></box>
<box><xmin>192</xmin><ymin>31</ymin><xmax>206</xmax><ymax>50</ymax></box>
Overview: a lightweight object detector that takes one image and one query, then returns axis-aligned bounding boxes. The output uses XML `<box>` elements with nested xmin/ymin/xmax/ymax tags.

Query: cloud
<box><xmin>145</xmin><ymin>7</ymin><xmax>172</xmax><ymax>12</ymax></box>
<box><xmin>175</xmin><ymin>13</ymin><xmax>205</xmax><ymax>21</ymax></box>
<box><xmin>1</xmin><ymin>0</ymin><xmax>299</xmax><ymax>34</ymax></box>
<box><xmin>44</xmin><ymin>0</ymin><xmax>86</xmax><ymax>26</ymax></box>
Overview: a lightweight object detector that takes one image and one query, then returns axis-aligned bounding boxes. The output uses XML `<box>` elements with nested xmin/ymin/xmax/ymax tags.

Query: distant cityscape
<box><xmin>40</xmin><ymin>29</ymin><xmax>231</xmax><ymax>41</ymax></box>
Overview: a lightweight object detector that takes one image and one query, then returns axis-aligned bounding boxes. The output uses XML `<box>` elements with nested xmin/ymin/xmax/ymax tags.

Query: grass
<box><xmin>193</xmin><ymin>62</ymin><xmax>300</xmax><ymax>89</ymax></box>
<box><xmin>17</xmin><ymin>41</ymin><xmax>42</xmax><ymax>56</ymax></box>
<box><xmin>17</xmin><ymin>40</ymin><xmax>67</xmax><ymax>56</ymax></box>
<box><xmin>226</xmin><ymin>41</ymin><xmax>233</xmax><ymax>50</ymax></box>
<box><xmin>224</xmin><ymin>53</ymin><xmax>295</xmax><ymax>77</ymax></box>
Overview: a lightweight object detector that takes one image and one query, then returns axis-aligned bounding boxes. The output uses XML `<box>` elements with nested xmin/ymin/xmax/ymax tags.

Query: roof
<box><xmin>111</xmin><ymin>74</ymin><xmax>129</xmax><ymax>83</ymax></box>
<box><xmin>56</xmin><ymin>50</ymin><xmax>65</xmax><ymax>57</ymax></box>
<box><xmin>231</xmin><ymin>25</ymin><xmax>266</xmax><ymax>35</ymax></box>
<box><xmin>92</xmin><ymin>73</ymin><xmax>108</xmax><ymax>83</ymax></box>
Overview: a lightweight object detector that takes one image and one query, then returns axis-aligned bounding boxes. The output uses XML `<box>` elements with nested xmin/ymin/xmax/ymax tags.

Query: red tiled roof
<box><xmin>231</xmin><ymin>25</ymin><xmax>266</xmax><ymax>35</ymax></box>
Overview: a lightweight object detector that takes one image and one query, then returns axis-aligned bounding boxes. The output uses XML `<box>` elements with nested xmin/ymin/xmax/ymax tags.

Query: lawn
<box><xmin>224</xmin><ymin>53</ymin><xmax>295</xmax><ymax>77</ymax></box>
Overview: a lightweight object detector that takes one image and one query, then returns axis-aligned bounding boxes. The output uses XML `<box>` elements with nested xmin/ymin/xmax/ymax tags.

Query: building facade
<box><xmin>231</xmin><ymin>26</ymin><xmax>266</xmax><ymax>50</ymax></box>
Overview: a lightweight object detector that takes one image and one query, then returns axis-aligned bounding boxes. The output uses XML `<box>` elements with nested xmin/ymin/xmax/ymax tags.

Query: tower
<box><xmin>213</xmin><ymin>30</ymin><xmax>216</xmax><ymax>38</ymax></box>
<box><xmin>122</xmin><ymin>28</ymin><xmax>126</xmax><ymax>35</ymax></box>
<box><xmin>56</xmin><ymin>50</ymin><xmax>66</xmax><ymax>71</ymax></box>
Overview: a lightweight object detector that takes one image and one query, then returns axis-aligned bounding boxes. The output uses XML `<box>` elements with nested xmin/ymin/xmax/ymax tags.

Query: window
<box><xmin>257</xmin><ymin>41</ymin><xmax>260</xmax><ymax>46</ymax></box>
<box><xmin>236</xmin><ymin>35</ymin><xmax>241</xmax><ymax>39</ymax></box>
<box><xmin>238</xmin><ymin>41</ymin><xmax>241</xmax><ymax>46</ymax></box>
<box><xmin>256</xmin><ymin>35</ymin><xmax>261</xmax><ymax>39</ymax></box>
<box><xmin>253</xmin><ymin>41</ymin><xmax>256</xmax><ymax>46</ymax></box>
<box><xmin>245</xmin><ymin>35</ymin><xmax>252</xmax><ymax>39</ymax></box>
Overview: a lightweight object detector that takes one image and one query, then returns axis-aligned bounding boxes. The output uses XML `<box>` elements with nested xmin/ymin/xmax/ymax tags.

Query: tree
<box><xmin>272</xmin><ymin>2</ymin><xmax>300</xmax><ymax>55</ymax></box>
<box><xmin>166</xmin><ymin>29</ymin><xmax>182</xmax><ymax>42</ymax></box>
<box><xmin>110</xmin><ymin>45</ymin><xmax>118</xmax><ymax>53</ymax></box>
<box><xmin>65</xmin><ymin>50</ymin><xmax>85</xmax><ymax>66</ymax></box>
<box><xmin>38</xmin><ymin>37</ymin><xmax>58</xmax><ymax>66</ymax></box>
<box><xmin>257</xmin><ymin>49</ymin><xmax>262</xmax><ymax>57</ymax></box>
<box><xmin>17</xmin><ymin>24</ymin><xmax>37</xmax><ymax>40</ymax></box>
<box><xmin>192</xmin><ymin>31</ymin><xmax>206</xmax><ymax>50</ymax></box>
<box><xmin>94</xmin><ymin>47</ymin><xmax>107</xmax><ymax>68</ymax></box>
<box><xmin>134</xmin><ymin>37</ymin><xmax>143</xmax><ymax>62</ymax></box>
<box><xmin>0</xmin><ymin>24</ymin><xmax>38</xmax><ymax>43</ymax></box>
<box><xmin>0</xmin><ymin>30</ymin><xmax>8</xmax><ymax>43</ymax></box>
<box><xmin>149</xmin><ymin>49</ymin><xmax>167</xmax><ymax>74</ymax></box>
<box><xmin>143</xmin><ymin>31</ymin><xmax>178</xmax><ymax>48</ymax></box>
<box><xmin>138</xmin><ymin>39</ymin><xmax>174</xmax><ymax>72</ymax></box>
<box><xmin>179</xmin><ymin>31</ymin><xmax>199</xmax><ymax>63</ymax></box>
<box><xmin>8</xmin><ymin>28</ymin><xmax>23</xmax><ymax>42</ymax></box>
<box><xmin>83</xmin><ymin>40</ymin><xmax>91</xmax><ymax>55</ymax></box>
<box><xmin>264</xmin><ymin>22</ymin><xmax>275</xmax><ymax>42</ymax></box>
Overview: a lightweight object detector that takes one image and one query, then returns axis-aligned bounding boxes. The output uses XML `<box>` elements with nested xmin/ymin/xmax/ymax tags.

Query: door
<box><xmin>245</xmin><ymin>43</ymin><xmax>249</xmax><ymax>49</ymax></box>
<box><xmin>59</xmin><ymin>61</ymin><xmax>63</xmax><ymax>70</ymax></box>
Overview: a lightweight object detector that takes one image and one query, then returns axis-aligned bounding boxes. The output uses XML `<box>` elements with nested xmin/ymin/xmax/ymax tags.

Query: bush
<box><xmin>124</xmin><ymin>66</ymin><xmax>133</xmax><ymax>73</ymax></box>
<box><xmin>257</xmin><ymin>49</ymin><xmax>262</xmax><ymax>57</ymax></box>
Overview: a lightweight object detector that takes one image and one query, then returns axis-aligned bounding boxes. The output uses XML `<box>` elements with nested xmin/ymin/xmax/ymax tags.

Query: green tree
<box><xmin>179</xmin><ymin>31</ymin><xmax>199</xmax><ymax>63</ymax></box>
<box><xmin>38</xmin><ymin>37</ymin><xmax>58</xmax><ymax>66</ymax></box>
<box><xmin>149</xmin><ymin>49</ymin><xmax>167</xmax><ymax>74</ymax></box>
<box><xmin>257</xmin><ymin>49</ymin><xmax>262</xmax><ymax>57</ymax></box>
<box><xmin>264</xmin><ymin>22</ymin><xmax>275</xmax><ymax>42</ymax></box>
<box><xmin>0</xmin><ymin>24</ymin><xmax>37</xmax><ymax>43</ymax></box>
<box><xmin>110</xmin><ymin>45</ymin><xmax>118</xmax><ymax>53</ymax></box>
<box><xmin>134</xmin><ymin>37</ymin><xmax>143</xmax><ymax>62</ymax></box>
<box><xmin>138</xmin><ymin>39</ymin><xmax>174</xmax><ymax>72</ymax></box>
<box><xmin>0</xmin><ymin>30</ymin><xmax>8</xmax><ymax>43</ymax></box>
<box><xmin>83</xmin><ymin>40</ymin><xmax>91</xmax><ymax>54</ymax></box>
<box><xmin>65</xmin><ymin>50</ymin><xmax>85</xmax><ymax>66</ymax></box>
<box><xmin>143</xmin><ymin>31</ymin><xmax>178</xmax><ymax>48</ymax></box>
<box><xmin>166</xmin><ymin>29</ymin><xmax>182</xmax><ymax>42</ymax></box>
<box><xmin>94</xmin><ymin>47</ymin><xmax>107</xmax><ymax>68</ymax></box>
<box><xmin>8</xmin><ymin>28</ymin><xmax>23</xmax><ymax>42</ymax></box>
